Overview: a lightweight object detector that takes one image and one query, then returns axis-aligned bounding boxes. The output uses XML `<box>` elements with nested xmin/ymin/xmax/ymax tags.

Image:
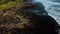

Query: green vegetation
<box><xmin>0</xmin><ymin>0</ymin><xmax>23</xmax><ymax>10</ymax></box>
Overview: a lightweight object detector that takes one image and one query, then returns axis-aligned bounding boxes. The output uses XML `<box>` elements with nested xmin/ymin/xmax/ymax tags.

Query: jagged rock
<box><xmin>0</xmin><ymin>0</ymin><xmax>59</xmax><ymax>34</ymax></box>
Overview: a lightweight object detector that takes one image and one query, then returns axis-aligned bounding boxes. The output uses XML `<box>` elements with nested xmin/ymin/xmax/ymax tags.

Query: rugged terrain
<box><xmin>0</xmin><ymin>0</ymin><xmax>35</xmax><ymax>34</ymax></box>
<box><xmin>0</xmin><ymin>0</ymin><xmax>59</xmax><ymax>34</ymax></box>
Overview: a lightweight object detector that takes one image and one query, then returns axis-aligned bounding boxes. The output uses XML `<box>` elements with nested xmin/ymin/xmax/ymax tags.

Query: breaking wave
<box><xmin>35</xmin><ymin>0</ymin><xmax>60</xmax><ymax>25</ymax></box>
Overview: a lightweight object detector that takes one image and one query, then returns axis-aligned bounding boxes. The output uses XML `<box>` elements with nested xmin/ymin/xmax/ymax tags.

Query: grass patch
<box><xmin>0</xmin><ymin>0</ymin><xmax>23</xmax><ymax>10</ymax></box>
<box><xmin>0</xmin><ymin>1</ymin><xmax>16</xmax><ymax>10</ymax></box>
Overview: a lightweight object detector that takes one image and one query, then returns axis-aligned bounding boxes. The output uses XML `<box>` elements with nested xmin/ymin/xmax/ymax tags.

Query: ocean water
<box><xmin>35</xmin><ymin>0</ymin><xmax>60</xmax><ymax>34</ymax></box>
<box><xmin>35</xmin><ymin>0</ymin><xmax>60</xmax><ymax>25</ymax></box>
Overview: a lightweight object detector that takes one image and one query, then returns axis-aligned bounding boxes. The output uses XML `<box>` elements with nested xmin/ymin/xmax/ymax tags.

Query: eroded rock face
<box><xmin>0</xmin><ymin>1</ymin><xmax>59</xmax><ymax>34</ymax></box>
<box><xmin>0</xmin><ymin>3</ymin><xmax>33</xmax><ymax>27</ymax></box>
<box><xmin>0</xmin><ymin>3</ymin><xmax>35</xmax><ymax>34</ymax></box>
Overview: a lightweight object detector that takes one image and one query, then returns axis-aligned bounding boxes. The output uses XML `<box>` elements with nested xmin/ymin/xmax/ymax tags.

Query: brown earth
<box><xmin>0</xmin><ymin>3</ymin><xmax>36</xmax><ymax>34</ymax></box>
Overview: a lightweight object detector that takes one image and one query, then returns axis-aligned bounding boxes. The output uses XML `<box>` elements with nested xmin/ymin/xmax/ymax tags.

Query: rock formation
<box><xmin>0</xmin><ymin>0</ymin><xmax>59</xmax><ymax>34</ymax></box>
